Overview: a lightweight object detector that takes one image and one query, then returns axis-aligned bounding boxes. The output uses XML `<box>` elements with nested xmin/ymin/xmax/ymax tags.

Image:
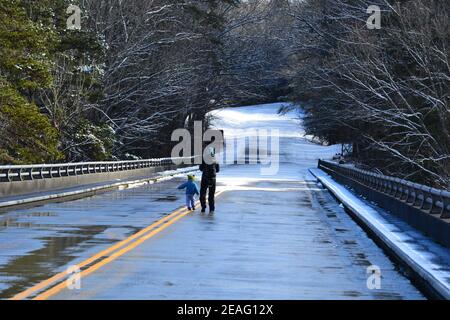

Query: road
<box><xmin>0</xmin><ymin>103</ymin><xmax>424</xmax><ymax>299</ymax></box>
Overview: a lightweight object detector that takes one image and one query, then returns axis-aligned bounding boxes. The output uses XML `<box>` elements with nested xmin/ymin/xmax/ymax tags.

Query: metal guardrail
<box><xmin>318</xmin><ymin>160</ymin><xmax>450</xmax><ymax>219</ymax></box>
<box><xmin>0</xmin><ymin>157</ymin><xmax>196</xmax><ymax>183</ymax></box>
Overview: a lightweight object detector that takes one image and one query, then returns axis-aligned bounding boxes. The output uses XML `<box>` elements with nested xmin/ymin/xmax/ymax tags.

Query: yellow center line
<box><xmin>11</xmin><ymin>206</ymin><xmax>186</xmax><ymax>300</ymax></box>
<box><xmin>11</xmin><ymin>190</ymin><xmax>224</xmax><ymax>300</ymax></box>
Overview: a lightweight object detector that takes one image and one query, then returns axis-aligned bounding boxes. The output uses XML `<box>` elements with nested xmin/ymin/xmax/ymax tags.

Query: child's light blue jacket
<box><xmin>177</xmin><ymin>181</ymin><xmax>200</xmax><ymax>195</ymax></box>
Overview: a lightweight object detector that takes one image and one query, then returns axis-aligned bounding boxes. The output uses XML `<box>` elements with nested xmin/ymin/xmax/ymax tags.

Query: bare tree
<box><xmin>289</xmin><ymin>0</ymin><xmax>450</xmax><ymax>188</ymax></box>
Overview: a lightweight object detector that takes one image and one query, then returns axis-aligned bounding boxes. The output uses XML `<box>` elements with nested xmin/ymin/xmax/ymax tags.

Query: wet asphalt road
<box><xmin>0</xmin><ymin>177</ymin><xmax>193</xmax><ymax>298</ymax></box>
<box><xmin>0</xmin><ymin>104</ymin><xmax>424</xmax><ymax>299</ymax></box>
<box><xmin>49</xmin><ymin>163</ymin><xmax>424</xmax><ymax>300</ymax></box>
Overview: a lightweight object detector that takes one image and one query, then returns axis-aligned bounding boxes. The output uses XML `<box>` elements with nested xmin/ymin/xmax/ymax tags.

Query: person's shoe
<box><xmin>209</xmin><ymin>210</ymin><xmax>215</xmax><ymax>214</ymax></box>
<box><xmin>187</xmin><ymin>207</ymin><xmax>192</xmax><ymax>211</ymax></box>
<box><xmin>191</xmin><ymin>206</ymin><xmax>196</xmax><ymax>211</ymax></box>
<box><xmin>201</xmin><ymin>208</ymin><xmax>206</xmax><ymax>213</ymax></box>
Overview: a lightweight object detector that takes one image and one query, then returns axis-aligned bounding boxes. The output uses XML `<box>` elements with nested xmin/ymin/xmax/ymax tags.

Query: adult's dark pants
<box><xmin>200</xmin><ymin>178</ymin><xmax>216</xmax><ymax>211</ymax></box>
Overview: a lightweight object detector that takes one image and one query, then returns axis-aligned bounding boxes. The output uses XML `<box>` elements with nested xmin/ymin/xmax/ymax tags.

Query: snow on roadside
<box><xmin>209</xmin><ymin>102</ymin><xmax>304</xmax><ymax>139</ymax></box>
<box><xmin>310</xmin><ymin>168</ymin><xmax>450</xmax><ymax>299</ymax></box>
<box><xmin>207</xmin><ymin>103</ymin><xmax>340</xmax><ymax>178</ymax></box>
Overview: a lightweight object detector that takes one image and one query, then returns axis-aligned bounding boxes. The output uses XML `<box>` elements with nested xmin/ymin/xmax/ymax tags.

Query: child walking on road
<box><xmin>177</xmin><ymin>175</ymin><xmax>200</xmax><ymax>210</ymax></box>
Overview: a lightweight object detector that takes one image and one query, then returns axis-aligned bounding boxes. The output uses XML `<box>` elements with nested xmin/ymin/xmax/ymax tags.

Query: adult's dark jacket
<box><xmin>199</xmin><ymin>162</ymin><xmax>220</xmax><ymax>182</ymax></box>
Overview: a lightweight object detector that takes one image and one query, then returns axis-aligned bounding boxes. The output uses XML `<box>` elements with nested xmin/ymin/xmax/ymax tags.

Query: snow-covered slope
<box><xmin>209</xmin><ymin>102</ymin><xmax>340</xmax><ymax>181</ymax></box>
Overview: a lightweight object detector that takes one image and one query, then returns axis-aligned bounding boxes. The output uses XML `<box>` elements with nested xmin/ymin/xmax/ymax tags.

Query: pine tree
<box><xmin>0</xmin><ymin>0</ymin><xmax>62</xmax><ymax>164</ymax></box>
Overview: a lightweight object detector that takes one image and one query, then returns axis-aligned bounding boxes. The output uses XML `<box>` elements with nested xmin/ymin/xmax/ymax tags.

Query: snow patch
<box><xmin>310</xmin><ymin>168</ymin><xmax>450</xmax><ymax>299</ymax></box>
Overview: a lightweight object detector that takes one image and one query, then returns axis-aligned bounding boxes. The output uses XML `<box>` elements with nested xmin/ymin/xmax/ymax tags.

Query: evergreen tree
<box><xmin>0</xmin><ymin>0</ymin><xmax>61</xmax><ymax>163</ymax></box>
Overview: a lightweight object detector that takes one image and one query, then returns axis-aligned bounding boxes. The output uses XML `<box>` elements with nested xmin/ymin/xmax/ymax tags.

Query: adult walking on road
<box><xmin>199</xmin><ymin>155</ymin><xmax>220</xmax><ymax>214</ymax></box>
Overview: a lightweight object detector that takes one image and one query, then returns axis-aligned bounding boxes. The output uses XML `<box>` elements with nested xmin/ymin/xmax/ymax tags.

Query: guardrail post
<box><xmin>430</xmin><ymin>188</ymin><xmax>441</xmax><ymax>214</ymax></box>
<box><xmin>441</xmin><ymin>191</ymin><xmax>450</xmax><ymax>219</ymax></box>
<box><xmin>27</xmin><ymin>168</ymin><xmax>33</xmax><ymax>180</ymax></box>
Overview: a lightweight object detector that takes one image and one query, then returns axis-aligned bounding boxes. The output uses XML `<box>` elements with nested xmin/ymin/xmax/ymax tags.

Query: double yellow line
<box><xmin>11</xmin><ymin>191</ymin><xmax>223</xmax><ymax>300</ymax></box>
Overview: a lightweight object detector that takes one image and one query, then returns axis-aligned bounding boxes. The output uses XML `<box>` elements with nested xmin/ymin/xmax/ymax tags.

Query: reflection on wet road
<box><xmin>51</xmin><ymin>176</ymin><xmax>423</xmax><ymax>299</ymax></box>
<box><xmin>0</xmin><ymin>178</ymin><xmax>192</xmax><ymax>298</ymax></box>
<box><xmin>0</xmin><ymin>103</ymin><xmax>426</xmax><ymax>299</ymax></box>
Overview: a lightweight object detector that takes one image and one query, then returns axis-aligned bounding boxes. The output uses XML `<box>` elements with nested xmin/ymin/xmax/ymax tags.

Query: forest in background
<box><xmin>0</xmin><ymin>0</ymin><xmax>290</xmax><ymax>164</ymax></box>
<box><xmin>0</xmin><ymin>0</ymin><xmax>449</xmax><ymax>188</ymax></box>
<box><xmin>287</xmin><ymin>0</ymin><xmax>449</xmax><ymax>188</ymax></box>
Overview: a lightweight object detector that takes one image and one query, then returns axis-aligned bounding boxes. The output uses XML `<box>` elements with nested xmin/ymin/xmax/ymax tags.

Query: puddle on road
<box><xmin>0</xmin><ymin>219</ymin><xmax>34</xmax><ymax>229</ymax></box>
<box><xmin>0</xmin><ymin>217</ymin><xmax>63</xmax><ymax>229</ymax></box>
<box><xmin>0</xmin><ymin>225</ymin><xmax>113</xmax><ymax>299</ymax></box>
<box><xmin>154</xmin><ymin>195</ymin><xmax>178</xmax><ymax>202</ymax></box>
<box><xmin>343</xmin><ymin>290</ymin><xmax>362</xmax><ymax>297</ymax></box>
<box><xmin>1</xmin><ymin>211</ymin><xmax>58</xmax><ymax>229</ymax></box>
<box><xmin>26</xmin><ymin>212</ymin><xmax>58</xmax><ymax>217</ymax></box>
<box><xmin>0</xmin><ymin>176</ymin><xmax>189</xmax><ymax>299</ymax></box>
<box><xmin>373</xmin><ymin>291</ymin><xmax>403</xmax><ymax>300</ymax></box>
<box><xmin>353</xmin><ymin>252</ymin><xmax>372</xmax><ymax>266</ymax></box>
